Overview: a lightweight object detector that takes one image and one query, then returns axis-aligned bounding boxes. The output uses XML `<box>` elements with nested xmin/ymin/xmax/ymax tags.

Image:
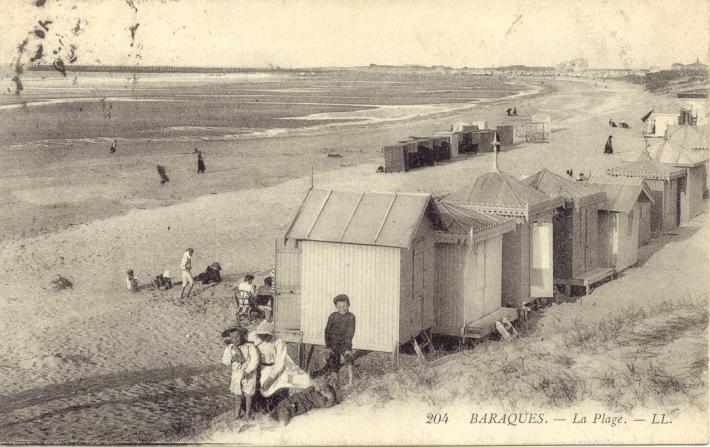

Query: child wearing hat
<box><xmin>323</xmin><ymin>294</ymin><xmax>356</xmax><ymax>386</ymax></box>
<box><xmin>221</xmin><ymin>325</ymin><xmax>259</xmax><ymax>420</ymax></box>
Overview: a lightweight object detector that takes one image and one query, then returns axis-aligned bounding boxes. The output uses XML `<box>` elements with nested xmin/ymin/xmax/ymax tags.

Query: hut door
<box><xmin>677</xmin><ymin>177</ymin><xmax>685</xmax><ymax>225</ymax></box>
<box><xmin>530</xmin><ymin>220</ymin><xmax>553</xmax><ymax>298</ymax></box>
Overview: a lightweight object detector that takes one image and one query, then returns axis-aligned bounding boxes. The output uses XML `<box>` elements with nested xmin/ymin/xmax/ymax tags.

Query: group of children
<box><xmin>125</xmin><ymin>269</ymin><xmax>173</xmax><ymax>293</ymax></box>
<box><xmin>221</xmin><ymin>293</ymin><xmax>355</xmax><ymax>426</ymax></box>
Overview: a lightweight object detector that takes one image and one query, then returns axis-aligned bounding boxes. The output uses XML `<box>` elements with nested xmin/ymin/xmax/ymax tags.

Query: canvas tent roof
<box><xmin>666</xmin><ymin>124</ymin><xmax>708</xmax><ymax>152</ymax></box>
<box><xmin>286</xmin><ymin>189</ymin><xmax>441</xmax><ymax>249</ymax></box>
<box><xmin>650</xmin><ymin>138</ymin><xmax>707</xmax><ymax>167</ymax></box>
<box><xmin>606</xmin><ymin>154</ymin><xmax>685</xmax><ymax>181</ymax></box>
<box><xmin>523</xmin><ymin>168</ymin><xmax>606</xmax><ymax>208</ymax></box>
<box><xmin>443</xmin><ymin>170</ymin><xmax>560</xmax><ymax>217</ymax></box>
<box><xmin>589</xmin><ymin>177</ymin><xmax>655</xmax><ymax>213</ymax></box>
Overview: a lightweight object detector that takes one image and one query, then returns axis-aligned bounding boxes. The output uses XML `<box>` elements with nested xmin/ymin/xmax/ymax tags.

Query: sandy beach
<box><xmin>0</xmin><ymin>77</ymin><xmax>705</xmax><ymax>443</ymax></box>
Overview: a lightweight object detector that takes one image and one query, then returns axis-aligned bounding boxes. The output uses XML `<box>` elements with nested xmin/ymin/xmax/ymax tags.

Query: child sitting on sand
<box><xmin>221</xmin><ymin>325</ymin><xmax>259</xmax><ymax>420</ymax></box>
<box><xmin>274</xmin><ymin>385</ymin><xmax>337</xmax><ymax>426</ymax></box>
<box><xmin>151</xmin><ymin>270</ymin><xmax>172</xmax><ymax>290</ymax></box>
<box><xmin>125</xmin><ymin>269</ymin><xmax>139</xmax><ymax>292</ymax></box>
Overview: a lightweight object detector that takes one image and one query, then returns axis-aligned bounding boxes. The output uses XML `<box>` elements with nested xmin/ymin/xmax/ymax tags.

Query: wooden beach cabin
<box><xmin>274</xmin><ymin>189</ymin><xmax>443</xmax><ymax>354</ymax></box>
<box><xmin>606</xmin><ymin>156</ymin><xmax>686</xmax><ymax>236</ymax></box>
<box><xmin>650</xmin><ymin>137</ymin><xmax>707</xmax><ymax>223</ymax></box>
<box><xmin>523</xmin><ymin>169</ymin><xmax>611</xmax><ymax>295</ymax></box>
<box><xmin>442</xmin><ymin>166</ymin><xmax>564</xmax><ymax>308</ymax></box>
<box><xmin>590</xmin><ymin>178</ymin><xmax>655</xmax><ymax>273</ymax></box>
<box><xmin>434</xmin><ymin>130</ymin><xmax>461</xmax><ymax>158</ymax></box>
<box><xmin>432</xmin><ymin>201</ymin><xmax>517</xmax><ymax>340</ymax></box>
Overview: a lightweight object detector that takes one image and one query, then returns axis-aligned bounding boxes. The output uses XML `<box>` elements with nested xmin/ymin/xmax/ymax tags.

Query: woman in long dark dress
<box><xmin>197</xmin><ymin>150</ymin><xmax>206</xmax><ymax>173</ymax></box>
<box><xmin>604</xmin><ymin>135</ymin><xmax>614</xmax><ymax>154</ymax></box>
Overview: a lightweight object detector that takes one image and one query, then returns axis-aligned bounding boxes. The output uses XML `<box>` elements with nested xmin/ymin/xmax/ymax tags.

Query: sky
<box><xmin>0</xmin><ymin>0</ymin><xmax>708</xmax><ymax>71</ymax></box>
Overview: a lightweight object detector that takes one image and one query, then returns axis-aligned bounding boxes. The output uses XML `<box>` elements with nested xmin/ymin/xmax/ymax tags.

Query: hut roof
<box><xmin>666</xmin><ymin>124</ymin><xmax>709</xmax><ymax>152</ymax></box>
<box><xmin>286</xmin><ymin>189</ymin><xmax>441</xmax><ymax>249</ymax></box>
<box><xmin>435</xmin><ymin>200</ymin><xmax>506</xmax><ymax>234</ymax></box>
<box><xmin>523</xmin><ymin>168</ymin><xmax>606</xmax><ymax>208</ymax></box>
<box><xmin>606</xmin><ymin>155</ymin><xmax>685</xmax><ymax>181</ymax></box>
<box><xmin>650</xmin><ymin>138</ymin><xmax>707</xmax><ymax>167</ymax></box>
<box><xmin>589</xmin><ymin>177</ymin><xmax>655</xmax><ymax>213</ymax></box>
<box><xmin>443</xmin><ymin>170</ymin><xmax>561</xmax><ymax>218</ymax></box>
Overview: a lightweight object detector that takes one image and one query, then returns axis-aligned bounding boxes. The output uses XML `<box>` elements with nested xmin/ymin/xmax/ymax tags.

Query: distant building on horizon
<box><xmin>671</xmin><ymin>58</ymin><xmax>708</xmax><ymax>71</ymax></box>
<box><xmin>556</xmin><ymin>58</ymin><xmax>588</xmax><ymax>73</ymax></box>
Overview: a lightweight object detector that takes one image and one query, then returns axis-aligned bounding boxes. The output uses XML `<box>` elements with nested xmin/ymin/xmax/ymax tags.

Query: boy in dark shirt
<box><xmin>323</xmin><ymin>294</ymin><xmax>356</xmax><ymax>386</ymax></box>
<box><xmin>274</xmin><ymin>385</ymin><xmax>337</xmax><ymax>426</ymax></box>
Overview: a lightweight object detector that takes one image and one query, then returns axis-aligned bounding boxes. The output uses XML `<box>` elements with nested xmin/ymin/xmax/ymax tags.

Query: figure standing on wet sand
<box><xmin>196</xmin><ymin>150</ymin><xmax>206</xmax><ymax>174</ymax></box>
<box><xmin>604</xmin><ymin>135</ymin><xmax>614</xmax><ymax>154</ymax></box>
<box><xmin>157</xmin><ymin>165</ymin><xmax>170</xmax><ymax>186</ymax></box>
<box><xmin>110</xmin><ymin>139</ymin><xmax>117</xmax><ymax>155</ymax></box>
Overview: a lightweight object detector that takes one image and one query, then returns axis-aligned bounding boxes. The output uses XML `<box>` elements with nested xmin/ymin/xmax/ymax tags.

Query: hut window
<box><xmin>626</xmin><ymin>213</ymin><xmax>634</xmax><ymax>237</ymax></box>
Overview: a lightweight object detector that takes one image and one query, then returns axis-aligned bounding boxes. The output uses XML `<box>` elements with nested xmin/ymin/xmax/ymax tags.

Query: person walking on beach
<box><xmin>196</xmin><ymin>150</ymin><xmax>206</xmax><ymax>174</ymax></box>
<box><xmin>110</xmin><ymin>139</ymin><xmax>117</xmax><ymax>155</ymax></box>
<box><xmin>157</xmin><ymin>165</ymin><xmax>170</xmax><ymax>186</ymax></box>
<box><xmin>604</xmin><ymin>135</ymin><xmax>614</xmax><ymax>155</ymax></box>
<box><xmin>180</xmin><ymin>248</ymin><xmax>194</xmax><ymax>299</ymax></box>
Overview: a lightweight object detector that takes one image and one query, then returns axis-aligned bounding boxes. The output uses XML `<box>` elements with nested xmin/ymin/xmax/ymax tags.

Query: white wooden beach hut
<box><xmin>650</xmin><ymin>137</ymin><xmax>708</xmax><ymax>222</ymax></box>
<box><xmin>590</xmin><ymin>178</ymin><xmax>655</xmax><ymax>273</ymax></box>
<box><xmin>432</xmin><ymin>201</ymin><xmax>516</xmax><ymax>339</ymax></box>
<box><xmin>274</xmin><ymin>189</ymin><xmax>441</xmax><ymax>354</ymax></box>
<box><xmin>442</xmin><ymin>164</ymin><xmax>564</xmax><ymax>308</ymax></box>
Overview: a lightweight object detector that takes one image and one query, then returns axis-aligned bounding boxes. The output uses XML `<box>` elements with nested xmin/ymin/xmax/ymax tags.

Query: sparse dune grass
<box><xmin>350</xmin><ymin>298</ymin><xmax>707</xmax><ymax>413</ymax></box>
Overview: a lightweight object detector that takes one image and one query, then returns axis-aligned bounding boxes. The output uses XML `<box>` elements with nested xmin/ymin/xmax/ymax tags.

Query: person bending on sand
<box><xmin>274</xmin><ymin>385</ymin><xmax>337</xmax><ymax>426</ymax></box>
<box><xmin>604</xmin><ymin>135</ymin><xmax>614</xmax><ymax>155</ymax></box>
<box><xmin>180</xmin><ymin>248</ymin><xmax>194</xmax><ymax>299</ymax></box>
<box><xmin>126</xmin><ymin>269</ymin><xmax>139</xmax><ymax>292</ymax></box>
<box><xmin>221</xmin><ymin>325</ymin><xmax>258</xmax><ymax>420</ymax></box>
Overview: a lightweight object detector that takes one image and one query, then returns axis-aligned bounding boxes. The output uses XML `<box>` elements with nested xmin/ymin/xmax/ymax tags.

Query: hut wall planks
<box><xmin>433</xmin><ymin>242</ymin><xmax>465</xmax><ymax>335</ymax></box>
<box><xmin>300</xmin><ymin>240</ymin><xmax>401</xmax><ymax>352</ymax></box>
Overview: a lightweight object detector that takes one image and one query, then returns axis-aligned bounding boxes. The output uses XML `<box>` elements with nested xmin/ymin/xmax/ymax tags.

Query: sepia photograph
<box><xmin>0</xmin><ymin>0</ymin><xmax>708</xmax><ymax>444</ymax></box>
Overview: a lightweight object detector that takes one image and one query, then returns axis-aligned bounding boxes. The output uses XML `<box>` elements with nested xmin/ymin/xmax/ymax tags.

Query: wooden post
<box><xmin>305</xmin><ymin>344</ymin><xmax>316</xmax><ymax>372</ymax></box>
<box><xmin>297</xmin><ymin>343</ymin><xmax>305</xmax><ymax>369</ymax></box>
<box><xmin>391</xmin><ymin>343</ymin><xmax>400</xmax><ymax>371</ymax></box>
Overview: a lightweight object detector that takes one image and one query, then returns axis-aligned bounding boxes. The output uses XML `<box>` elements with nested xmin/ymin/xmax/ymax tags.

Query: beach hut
<box><xmin>645</xmin><ymin>112</ymin><xmax>679</xmax><ymax>137</ymax></box>
<box><xmin>431</xmin><ymin>136</ymin><xmax>452</xmax><ymax>161</ymax></box>
<box><xmin>432</xmin><ymin>201</ymin><xmax>517</xmax><ymax>339</ymax></box>
<box><xmin>650</xmin><ymin>137</ymin><xmax>708</xmax><ymax>223</ymax></box>
<box><xmin>666</xmin><ymin>124</ymin><xmax>708</xmax><ymax>152</ymax></box>
<box><xmin>606</xmin><ymin>155</ymin><xmax>686</xmax><ymax>236</ymax></box>
<box><xmin>442</xmin><ymin>161</ymin><xmax>564</xmax><ymax>308</ymax></box>
<box><xmin>590</xmin><ymin>178</ymin><xmax>655</xmax><ymax>273</ymax></box>
<box><xmin>434</xmin><ymin>130</ymin><xmax>461</xmax><ymax>157</ymax></box>
<box><xmin>383</xmin><ymin>142</ymin><xmax>407</xmax><ymax>172</ymax></box>
<box><xmin>527</xmin><ymin>115</ymin><xmax>551</xmax><ymax>143</ymax></box>
<box><xmin>472</xmin><ymin>130</ymin><xmax>497</xmax><ymax>153</ymax></box>
<box><xmin>523</xmin><ymin>169</ymin><xmax>611</xmax><ymax>295</ymax></box>
<box><xmin>497</xmin><ymin>125</ymin><xmax>514</xmax><ymax>146</ymax></box>
<box><xmin>274</xmin><ymin>189</ymin><xmax>444</xmax><ymax>355</ymax></box>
